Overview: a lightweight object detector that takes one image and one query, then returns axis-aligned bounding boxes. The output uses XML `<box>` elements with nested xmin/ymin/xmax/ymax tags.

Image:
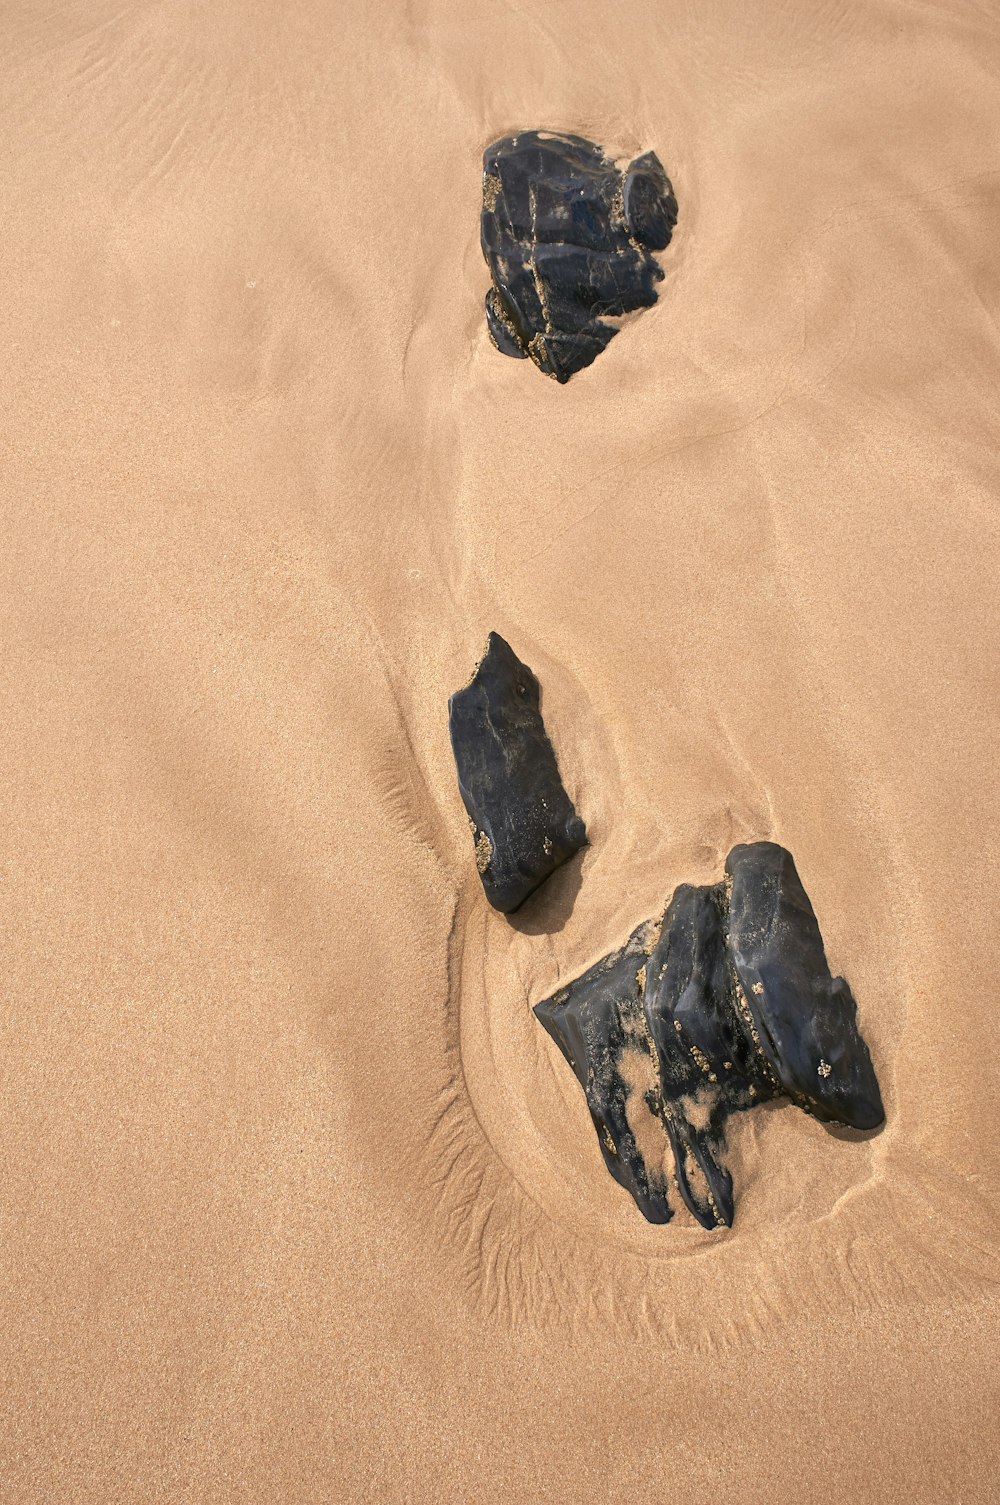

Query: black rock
<box><xmin>448</xmin><ymin>633</ymin><xmax>587</xmax><ymax>913</ymax></box>
<box><xmin>534</xmin><ymin>921</ymin><xmax>672</xmax><ymax>1223</ymax></box>
<box><xmin>534</xmin><ymin>842</ymin><xmax>884</xmax><ymax>1228</ymax></box>
<box><xmin>481</xmin><ymin>130</ymin><xmax>678</xmax><ymax>383</ymax></box>
<box><xmin>725</xmin><ymin>842</ymin><xmax>885</xmax><ymax>1132</ymax></box>
<box><xmin>642</xmin><ymin>882</ymin><xmax>748</xmax><ymax>1228</ymax></box>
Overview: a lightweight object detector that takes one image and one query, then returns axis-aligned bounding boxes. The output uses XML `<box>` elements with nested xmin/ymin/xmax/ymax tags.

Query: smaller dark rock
<box><xmin>484</xmin><ymin>287</ymin><xmax>528</xmax><ymax>360</ymax></box>
<box><xmin>448</xmin><ymin>633</ymin><xmax>587</xmax><ymax>913</ymax></box>
<box><xmin>623</xmin><ymin>151</ymin><xmax>678</xmax><ymax>251</ymax></box>
<box><xmin>642</xmin><ymin>883</ymin><xmax>747</xmax><ymax>1227</ymax></box>
<box><xmin>534</xmin><ymin>921</ymin><xmax>673</xmax><ymax>1223</ymax></box>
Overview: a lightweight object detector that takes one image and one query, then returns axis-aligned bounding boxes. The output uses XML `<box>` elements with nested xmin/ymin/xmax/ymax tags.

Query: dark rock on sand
<box><xmin>725</xmin><ymin>842</ymin><xmax>885</xmax><ymax>1132</ymax></box>
<box><xmin>481</xmin><ymin>130</ymin><xmax>678</xmax><ymax>383</ymax></box>
<box><xmin>448</xmin><ymin>633</ymin><xmax>587</xmax><ymax>913</ymax></box>
<box><xmin>534</xmin><ymin>842</ymin><xmax>884</xmax><ymax>1228</ymax></box>
<box><xmin>534</xmin><ymin>921</ymin><xmax>672</xmax><ymax>1223</ymax></box>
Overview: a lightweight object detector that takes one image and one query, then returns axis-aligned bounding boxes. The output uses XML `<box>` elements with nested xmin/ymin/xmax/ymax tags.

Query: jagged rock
<box><xmin>534</xmin><ymin>921</ymin><xmax>672</xmax><ymax>1223</ymax></box>
<box><xmin>481</xmin><ymin>130</ymin><xmax>678</xmax><ymax>383</ymax></box>
<box><xmin>448</xmin><ymin>633</ymin><xmax>587</xmax><ymax>913</ymax></box>
<box><xmin>534</xmin><ymin>842</ymin><xmax>884</xmax><ymax>1228</ymax></box>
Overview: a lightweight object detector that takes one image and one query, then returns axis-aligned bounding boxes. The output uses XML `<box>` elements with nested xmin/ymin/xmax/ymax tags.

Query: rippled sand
<box><xmin>2</xmin><ymin>1</ymin><xmax>998</xmax><ymax>1500</ymax></box>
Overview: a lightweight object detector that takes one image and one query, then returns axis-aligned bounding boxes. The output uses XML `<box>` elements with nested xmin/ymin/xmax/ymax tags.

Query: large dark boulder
<box><xmin>481</xmin><ymin>130</ymin><xmax>678</xmax><ymax>382</ymax></box>
<box><xmin>535</xmin><ymin>843</ymin><xmax>884</xmax><ymax>1228</ymax></box>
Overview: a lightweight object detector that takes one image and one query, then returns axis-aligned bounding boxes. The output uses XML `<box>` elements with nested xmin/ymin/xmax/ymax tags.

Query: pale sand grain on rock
<box><xmin>619</xmin><ymin>1043</ymin><xmax>671</xmax><ymax>1186</ymax></box>
<box><xmin>1</xmin><ymin>1</ymin><xmax>999</xmax><ymax>1502</ymax></box>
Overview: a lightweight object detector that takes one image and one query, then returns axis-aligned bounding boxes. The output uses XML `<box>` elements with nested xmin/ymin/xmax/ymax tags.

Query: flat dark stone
<box><xmin>534</xmin><ymin>843</ymin><xmax>884</xmax><ymax>1228</ymax></box>
<box><xmin>448</xmin><ymin>633</ymin><xmax>587</xmax><ymax>913</ymax></box>
<box><xmin>481</xmin><ymin>130</ymin><xmax>678</xmax><ymax>383</ymax></box>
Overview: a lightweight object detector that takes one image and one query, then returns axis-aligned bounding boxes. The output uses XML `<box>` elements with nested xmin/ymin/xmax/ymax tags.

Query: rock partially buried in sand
<box><xmin>534</xmin><ymin>842</ymin><xmax>884</xmax><ymax>1228</ymax></box>
<box><xmin>529</xmin><ymin>919</ymin><xmax>673</xmax><ymax>1223</ymax></box>
<box><xmin>481</xmin><ymin>130</ymin><xmax>678</xmax><ymax>383</ymax></box>
<box><xmin>448</xmin><ymin>633</ymin><xmax>587</xmax><ymax>913</ymax></box>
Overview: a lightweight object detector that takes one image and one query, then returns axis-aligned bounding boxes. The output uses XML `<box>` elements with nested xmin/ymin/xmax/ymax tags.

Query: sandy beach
<box><xmin>2</xmin><ymin>1</ymin><xmax>999</xmax><ymax>1499</ymax></box>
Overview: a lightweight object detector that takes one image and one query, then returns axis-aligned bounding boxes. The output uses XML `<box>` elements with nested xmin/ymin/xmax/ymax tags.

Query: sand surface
<box><xmin>2</xmin><ymin>1</ymin><xmax>999</xmax><ymax>1500</ymax></box>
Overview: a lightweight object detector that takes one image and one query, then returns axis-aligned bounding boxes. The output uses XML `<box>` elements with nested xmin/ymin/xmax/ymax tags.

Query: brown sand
<box><xmin>2</xmin><ymin>2</ymin><xmax>999</xmax><ymax>1500</ymax></box>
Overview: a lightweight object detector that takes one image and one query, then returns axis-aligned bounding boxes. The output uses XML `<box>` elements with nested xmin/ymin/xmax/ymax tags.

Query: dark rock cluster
<box><xmin>481</xmin><ymin>130</ymin><xmax>678</xmax><ymax>382</ymax></box>
<box><xmin>453</xmin><ymin>132</ymin><xmax>883</xmax><ymax>1233</ymax></box>
<box><xmin>534</xmin><ymin>842</ymin><xmax>884</xmax><ymax>1228</ymax></box>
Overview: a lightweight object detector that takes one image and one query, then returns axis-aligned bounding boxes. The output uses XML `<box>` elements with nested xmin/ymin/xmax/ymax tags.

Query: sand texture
<box><xmin>2</xmin><ymin>1</ymin><xmax>999</xmax><ymax>1501</ymax></box>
